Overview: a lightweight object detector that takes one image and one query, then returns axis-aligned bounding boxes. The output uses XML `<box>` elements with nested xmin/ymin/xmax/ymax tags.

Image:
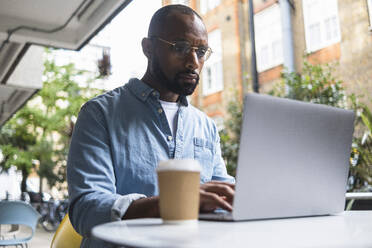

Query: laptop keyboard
<box><xmin>199</xmin><ymin>209</ymin><xmax>233</xmax><ymax>221</ymax></box>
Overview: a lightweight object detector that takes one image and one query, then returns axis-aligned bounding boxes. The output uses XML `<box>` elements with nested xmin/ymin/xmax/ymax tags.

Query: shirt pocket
<box><xmin>193</xmin><ymin>137</ymin><xmax>215</xmax><ymax>183</ymax></box>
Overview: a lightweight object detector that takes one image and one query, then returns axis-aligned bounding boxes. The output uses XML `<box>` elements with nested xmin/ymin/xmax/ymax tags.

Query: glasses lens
<box><xmin>201</xmin><ymin>48</ymin><xmax>212</xmax><ymax>61</ymax></box>
<box><xmin>196</xmin><ymin>47</ymin><xmax>208</xmax><ymax>59</ymax></box>
<box><xmin>173</xmin><ymin>41</ymin><xmax>190</xmax><ymax>55</ymax></box>
<box><xmin>172</xmin><ymin>40</ymin><xmax>212</xmax><ymax>61</ymax></box>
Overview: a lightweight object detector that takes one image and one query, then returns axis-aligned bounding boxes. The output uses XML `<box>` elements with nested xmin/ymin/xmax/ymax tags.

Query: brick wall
<box><xmin>196</xmin><ymin>0</ymin><xmax>243</xmax><ymax>117</ymax></box>
<box><xmin>162</xmin><ymin>0</ymin><xmax>372</xmax><ymax>114</ymax></box>
<box><xmin>337</xmin><ymin>0</ymin><xmax>372</xmax><ymax>106</ymax></box>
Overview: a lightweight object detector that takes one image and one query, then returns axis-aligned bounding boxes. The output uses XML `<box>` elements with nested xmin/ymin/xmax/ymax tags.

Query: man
<box><xmin>67</xmin><ymin>4</ymin><xmax>235</xmax><ymax>247</ymax></box>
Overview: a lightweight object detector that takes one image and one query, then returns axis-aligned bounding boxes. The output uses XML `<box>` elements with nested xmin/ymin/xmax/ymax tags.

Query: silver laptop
<box><xmin>200</xmin><ymin>93</ymin><xmax>355</xmax><ymax>221</ymax></box>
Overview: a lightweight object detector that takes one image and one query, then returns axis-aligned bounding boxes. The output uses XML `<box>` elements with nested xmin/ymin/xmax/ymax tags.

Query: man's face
<box><xmin>150</xmin><ymin>13</ymin><xmax>208</xmax><ymax>96</ymax></box>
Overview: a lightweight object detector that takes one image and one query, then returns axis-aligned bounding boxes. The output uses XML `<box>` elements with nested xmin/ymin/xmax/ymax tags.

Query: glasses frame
<box><xmin>151</xmin><ymin>36</ymin><xmax>213</xmax><ymax>61</ymax></box>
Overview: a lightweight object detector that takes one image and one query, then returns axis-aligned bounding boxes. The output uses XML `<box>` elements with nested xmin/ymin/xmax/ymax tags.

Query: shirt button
<box><xmin>158</xmin><ymin>108</ymin><xmax>163</xmax><ymax>114</ymax></box>
<box><xmin>142</xmin><ymin>92</ymin><xmax>146</xmax><ymax>97</ymax></box>
<box><xmin>167</xmin><ymin>136</ymin><xmax>173</xmax><ymax>141</ymax></box>
<box><xmin>152</xmin><ymin>92</ymin><xmax>157</xmax><ymax>96</ymax></box>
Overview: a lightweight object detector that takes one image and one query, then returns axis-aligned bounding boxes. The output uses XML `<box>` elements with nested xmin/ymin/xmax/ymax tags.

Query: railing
<box><xmin>346</xmin><ymin>192</ymin><xmax>372</xmax><ymax>200</ymax></box>
<box><xmin>345</xmin><ymin>192</ymin><xmax>372</xmax><ymax>210</ymax></box>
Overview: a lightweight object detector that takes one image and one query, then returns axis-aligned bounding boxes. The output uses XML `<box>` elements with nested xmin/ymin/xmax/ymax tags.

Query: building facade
<box><xmin>162</xmin><ymin>0</ymin><xmax>372</xmax><ymax>124</ymax></box>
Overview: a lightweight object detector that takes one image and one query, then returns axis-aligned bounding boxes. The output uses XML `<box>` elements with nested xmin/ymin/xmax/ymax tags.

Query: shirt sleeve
<box><xmin>67</xmin><ymin>102</ymin><xmax>145</xmax><ymax>236</ymax></box>
<box><xmin>111</xmin><ymin>193</ymin><xmax>146</xmax><ymax>220</ymax></box>
<box><xmin>212</xmin><ymin>135</ymin><xmax>236</xmax><ymax>184</ymax></box>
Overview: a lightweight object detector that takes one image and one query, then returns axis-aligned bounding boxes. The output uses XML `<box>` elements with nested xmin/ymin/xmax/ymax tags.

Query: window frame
<box><xmin>302</xmin><ymin>0</ymin><xmax>341</xmax><ymax>53</ymax></box>
<box><xmin>200</xmin><ymin>0</ymin><xmax>221</xmax><ymax>15</ymax></box>
<box><xmin>171</xmin><ymin>0</ymin><xmax>190</xmax><ymax>5</ymax></box>
<box><xmin>368</xmin><ymin>0</ymin><xmax>372</xmax><ymax>29</ymax></box>
<box><xmin>202</xmin><ymin>29</ymin><xmax>224</xmax><ymax>96</ymax></box>
<box><xmin>254</xmin><ymin>4</ymin><xmax>284</xmax><ymax>72</ymax></box>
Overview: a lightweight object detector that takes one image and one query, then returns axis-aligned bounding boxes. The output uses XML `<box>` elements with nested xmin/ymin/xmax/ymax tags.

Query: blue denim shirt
<box><xmin>67</xmin><ymin>78</ymin><xmax>234</xmax><ymax>247</ymax></box>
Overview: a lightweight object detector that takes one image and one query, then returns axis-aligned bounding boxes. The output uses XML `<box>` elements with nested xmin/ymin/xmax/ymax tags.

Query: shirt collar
<box><xmin>126</xmin><ymin>78</ymin><xmax>188</xmax><ymax>106</ymax></box>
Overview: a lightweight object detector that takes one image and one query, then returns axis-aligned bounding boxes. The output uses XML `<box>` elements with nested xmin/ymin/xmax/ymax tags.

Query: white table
<box><xmin>92</xmin><ymin>211</ymin><xmax>372</xmax><ymax>248</ymax></box>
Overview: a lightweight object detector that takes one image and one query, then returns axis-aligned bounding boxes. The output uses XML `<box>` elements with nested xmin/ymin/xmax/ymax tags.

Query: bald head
<box><xmin>141</xmin><ymin>5</ymin><xmax>208</xmax><ymax>99</ymax></box>
<box><xmin>148</xmin><ymin>4</ymin><xmax>204</xmax><ymax>38</ymax></box>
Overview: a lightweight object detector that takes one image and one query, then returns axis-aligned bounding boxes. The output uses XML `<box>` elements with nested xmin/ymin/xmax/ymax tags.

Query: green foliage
<box><xmin>269</xmin><ymin>61</ymin><xmax>347</xmax><ymax>108</ymax></box>
<box><xmin>349</xmin><ymin>97</ymin><xmax>372</xmax><ymax>191</ymax></box>
<box><xmin>0</xmin><ymin>49</ymin><xmax>103</xmax><ymax>192</ymax></box>
<box><xmin>0</xmin><ymin>123</ymin><xmax>37</xmax><ymax>191</ymax></box>
<box><xmin>220</xmin><ymin>98</ymin><xmax>243</xmax><ymax>176</ymax></box>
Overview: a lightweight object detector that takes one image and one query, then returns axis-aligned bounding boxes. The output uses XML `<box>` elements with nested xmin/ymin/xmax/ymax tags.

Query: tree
<box><xmin>269</xmin><ymin>61</ymin><xmax>347</xmax><ymax>108</ymax></box>
<box><xmin>0</xmin><ymin>49</ymin><xmax>103</xmax><ymax>193</ymax></box>
<box><xmin>349</xmin><ymin>97</ymin><xmax>372</xmax><ymax>191</ymax></box>
<box><xmin>219</xmin><ymin>98</ymin><xmax>243</xmax><ymax>177</ymax></box>
<box><xmin>0</xmin><ymin>125</ymin><xmax>36</xmax><ymax>192</ymax></box>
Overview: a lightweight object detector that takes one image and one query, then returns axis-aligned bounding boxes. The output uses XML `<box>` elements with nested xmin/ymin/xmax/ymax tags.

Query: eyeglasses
<box><xmin>151</xmin><ymin>36</ymin><xmax>213</xmax><ymax>61</ymax></box>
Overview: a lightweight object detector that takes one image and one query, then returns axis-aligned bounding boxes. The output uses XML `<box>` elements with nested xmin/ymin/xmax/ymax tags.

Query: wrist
<box><xmin>149</xmin><ymin>196</ymin><xmax>160</xmax><ymax>218</ymax></box>
<box><xmin>123</xmin><ymin>196</ymin><xmax>160</xmax><ymax>219</ymax></box>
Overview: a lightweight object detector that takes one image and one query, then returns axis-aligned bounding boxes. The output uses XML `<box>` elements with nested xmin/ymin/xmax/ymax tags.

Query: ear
<box><xmin>142</xmin><ymin>38</ymin><xmax>153</xmax><ymax>59</ymax></box>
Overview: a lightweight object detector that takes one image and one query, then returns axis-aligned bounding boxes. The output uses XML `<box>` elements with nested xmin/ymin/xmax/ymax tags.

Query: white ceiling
<box><xmin>0</xmin><ymin>0</ymin><xmax>132</xmax><ymax>49</ymax></box>
<box><xmin>0</xmin><ymin>0</ymin><xmax>132</xmax><ymax>126</ymax></box>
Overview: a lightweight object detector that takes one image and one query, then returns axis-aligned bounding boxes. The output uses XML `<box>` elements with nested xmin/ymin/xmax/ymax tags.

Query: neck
<box><xmin>141</xmin><ymin>70</ymin><xmax>179</xmax><ymax>102</ymax></box>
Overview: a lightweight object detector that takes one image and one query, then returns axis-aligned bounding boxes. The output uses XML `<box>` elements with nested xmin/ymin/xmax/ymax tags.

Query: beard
<box><xmin>151</xmin><ymin>56</ymin><xmax>199</xmax><ymax>96</ymax></box>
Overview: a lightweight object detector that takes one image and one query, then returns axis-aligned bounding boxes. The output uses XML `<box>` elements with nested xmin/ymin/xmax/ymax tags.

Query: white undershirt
<box><xmin>159</xmin><ymin>99</ymin><xmax>180</xmax><ymax>137</ymax></box>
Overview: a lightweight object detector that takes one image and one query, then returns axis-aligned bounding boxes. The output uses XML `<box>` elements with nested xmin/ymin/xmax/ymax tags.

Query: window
<box><xmin>200</xmin><ymin>0</ymin><xmax>221</xmax><ymax>14</ymax></box>
<box><xmin>254</xmin><ymin>4</ymin><xmax>283</xmax><ymax>72</ymax></box>
<box><xmin>203</xmin><ymin>29</ymin><xmax>223</xmax><ymax>96</ymax></box>
<box><xmin>368</xmin><ymin>0</ymin><xmax>372</xmax><ymax>28</ymax></box>
<box><xmin>171</xmin><ymin>0</ymin><xmax>190</xmax><ymax>5</ymax></box>
<box><xmin>303</xmin><ymin>0</ymin><xmax>341</xmax><ymax>52</ymax></box>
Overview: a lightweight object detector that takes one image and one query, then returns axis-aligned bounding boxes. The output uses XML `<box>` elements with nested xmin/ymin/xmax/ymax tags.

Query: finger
<box><xmin>201</xmin><ymin>184</ymin><xmax>235</xmax><ymax>203</ymax></box>
<box><xmin>200</xmin><ymin>205</ymin><xmax>218</xmax><ymax>213</ymax></box>
<box><xmin>207</xmin><ymin>192</ymin><xmax>233</xmax><ymax>212</ymax></box>
<box><xmin>220</xmin><ymin>196</ymin><xmax>230</xmax><ymax>205</ymax></box>
<box><xmin>205</xmin><ymin>181</ymin><xmax>235</xmax><ymax>190</ymax></box>
<box><xmin>202</xmin><ymin>184</ymin><xmax>235</xmax><ymax>203</ymax></box>
<box><xmin>204</xmin><ymin>184</ymin><xmax>234</xmax><ymax>197</ymax></box>
<box><xmin>200</xmin><ymin>192</ymin><xmax>233</xmax><ymax>212</ymax></box>
<box><xmin>200</xmin><ymin>182</ymin><xmax>235</xmax><ymax>192</ymax></box>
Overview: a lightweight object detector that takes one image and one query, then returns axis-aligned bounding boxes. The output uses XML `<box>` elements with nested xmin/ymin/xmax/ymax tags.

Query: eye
<box><xmin>173</xmin><ymin>42</ymin><xmax>190</xmax><ymax>54</ymax></box>
<box><xmin>196</xmin><ymin>47</ymin><xmax>207</xmax><ymax>58</ymax></box>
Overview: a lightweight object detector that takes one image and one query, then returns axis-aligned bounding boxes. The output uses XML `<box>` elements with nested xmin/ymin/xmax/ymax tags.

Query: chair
<box><xmin>0</xmin><ymin>224</ymin><xmax>20</xmax><ymax>240</ymax></box>
<box><xmin>0</xmin><ymin>201</ymin><xmax>40</xmax><ymax>248</ymax></box>
<box><xmin>50</xmin><ymin>213</ymin><xmax>82</xmax><ymax>248</ymax></box>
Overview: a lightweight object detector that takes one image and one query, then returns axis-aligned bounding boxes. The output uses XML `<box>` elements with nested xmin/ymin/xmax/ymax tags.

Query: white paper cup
<box><xmin>157</xmin><ymin>159</ymin><xmax>201</xmax><ymax>224</ymax></box>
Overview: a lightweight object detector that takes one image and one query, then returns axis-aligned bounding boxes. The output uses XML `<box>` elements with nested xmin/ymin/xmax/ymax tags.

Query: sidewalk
<box><xmin>18</xmin><ymin>225</ymin><xmax>54</xmax><ymax>248</ymax></box>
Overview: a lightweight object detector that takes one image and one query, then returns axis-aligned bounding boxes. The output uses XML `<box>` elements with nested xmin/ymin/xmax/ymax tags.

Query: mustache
<box><xmin>176</xmin><ymin>70</ymin><xmax>199</xmax><ymax>80</ymax></box>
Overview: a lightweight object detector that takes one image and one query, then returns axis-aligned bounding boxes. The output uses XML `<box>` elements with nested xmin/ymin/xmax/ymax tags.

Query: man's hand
<box><xmin>123</xmin><ymin>196</ymin><xmax>160</xmax><ymax>219</ymax></box>
<box><xmin>199</xmin><ymin>181</ymin><xmax>235</xmax><ymax>213</ymax></box>
<box><xmin>123</xmin><ymin>181</ymin><xmax>235</xmax><ymax>219</ymax></box>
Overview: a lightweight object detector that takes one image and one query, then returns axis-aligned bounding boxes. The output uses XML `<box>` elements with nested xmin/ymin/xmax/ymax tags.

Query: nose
<box><xmin>185</xmin><ymin>49</ymin><xmax>200</xmax><ymax>71</ymax></box>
